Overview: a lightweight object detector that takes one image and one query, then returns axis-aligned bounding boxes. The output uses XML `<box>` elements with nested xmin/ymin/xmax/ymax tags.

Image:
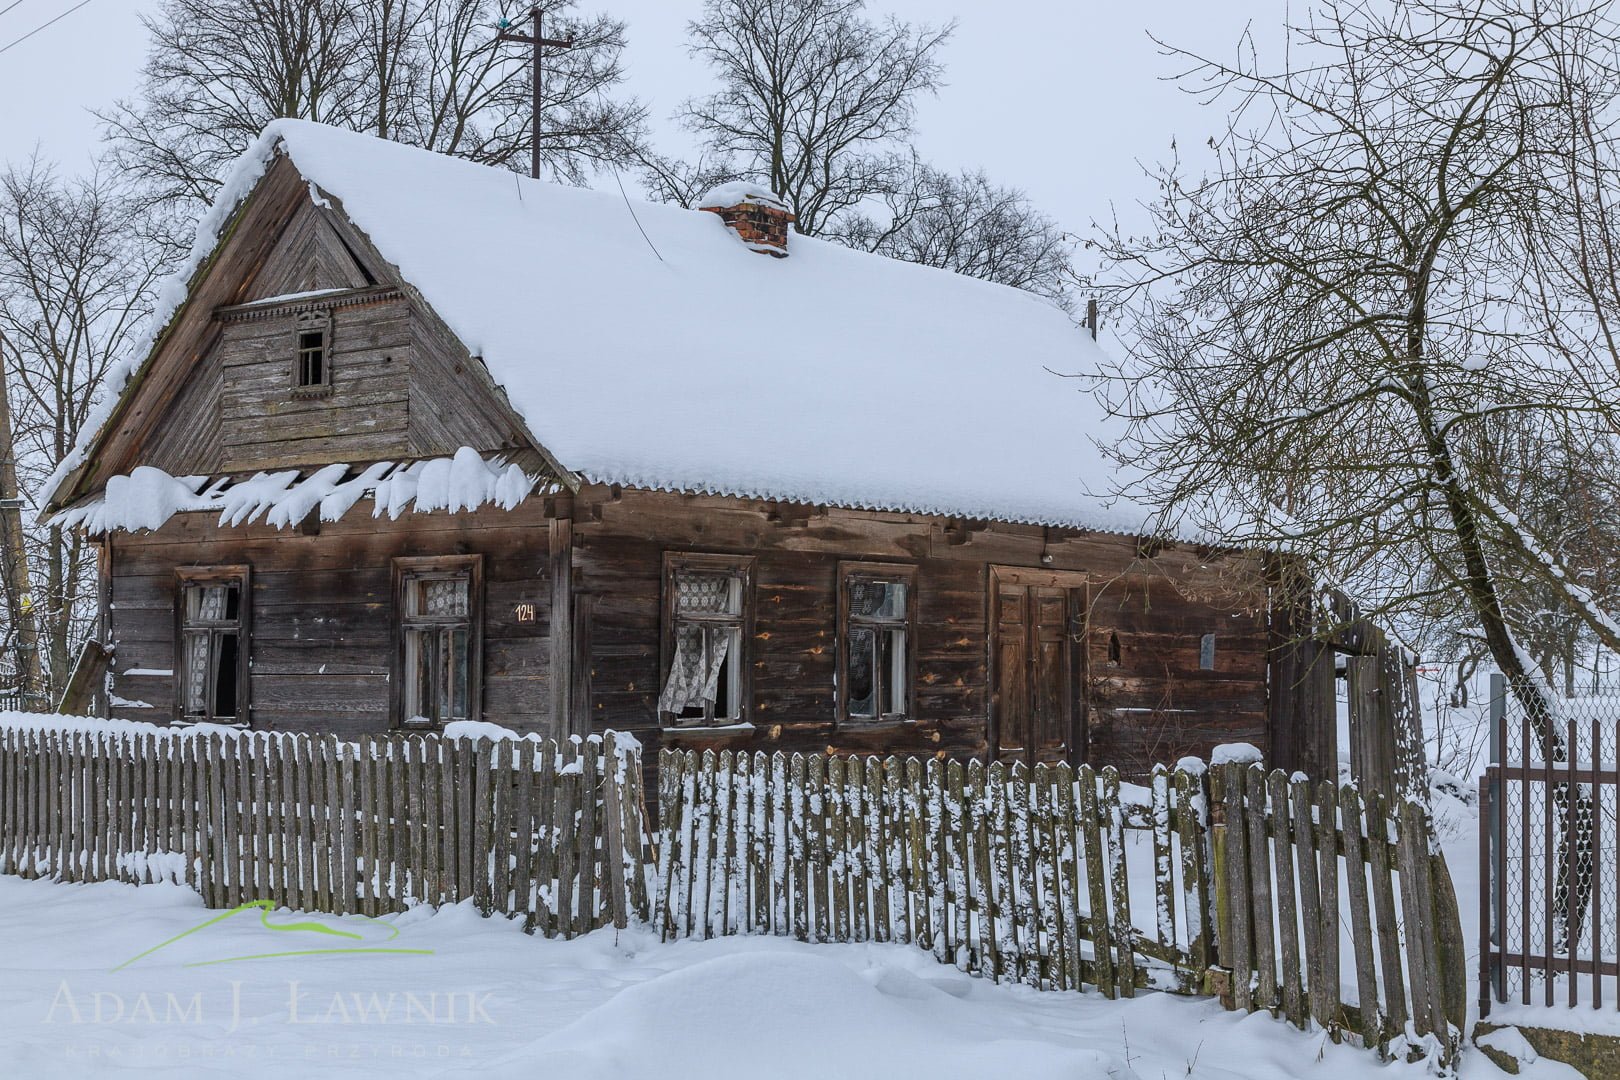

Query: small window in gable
<box><xmin>292</xmin><ymin>309</ymin><xmax>332</xmax><ymax>395</ymax></box>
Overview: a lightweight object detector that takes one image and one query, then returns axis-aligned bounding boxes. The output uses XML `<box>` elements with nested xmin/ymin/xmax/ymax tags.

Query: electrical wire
<box><xmin>610</xmin><ymin>163</ymin><xmax>663</xmax><ymax>263</ymax></box>
<box><xmin>0</xmin><ymin>0</ymin><xmax>94</xmax><ymax>57</ymax></box>
<box><xmin>0</xmin><ymin>3</ymin><xmax>27</xmax><ymax>21</ymax></box>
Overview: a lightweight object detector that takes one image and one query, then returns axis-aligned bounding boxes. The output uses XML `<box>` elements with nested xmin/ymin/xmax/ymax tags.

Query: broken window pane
<box><xmin>180</xmin><ymin>577</ymin><xmax>245</xmax><ymax>722</ymax></box>
<box><xmin>848</xmin><ymin>626</ymin><xmax>876</xmax><ymax>717</ymax></box>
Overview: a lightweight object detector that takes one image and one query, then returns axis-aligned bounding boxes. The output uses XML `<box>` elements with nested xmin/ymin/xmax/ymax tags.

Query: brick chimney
<box><xmin>698</xmin><ymin>183</ymin><xmax>796</xmax><ymax>257</ymax></box>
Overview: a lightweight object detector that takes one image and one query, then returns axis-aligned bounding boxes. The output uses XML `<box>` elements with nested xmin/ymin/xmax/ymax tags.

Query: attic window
<box><xmin>292</xmin><ymin>309</ymin><xmax>331</xmax><ymax>395</ymax></box>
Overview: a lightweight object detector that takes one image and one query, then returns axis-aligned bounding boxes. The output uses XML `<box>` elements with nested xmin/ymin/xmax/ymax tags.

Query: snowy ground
<box><xmin>0</xmin><ymin>873</ymin><xmax>1571</xmax><ymax>1080</ymax></box>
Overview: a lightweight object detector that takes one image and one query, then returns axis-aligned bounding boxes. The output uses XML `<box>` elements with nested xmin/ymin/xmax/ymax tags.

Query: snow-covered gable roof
<box><xmin>49</xmin><ymin>120</ymin><xmax>1164</xmax><ymax>536</ymax></box>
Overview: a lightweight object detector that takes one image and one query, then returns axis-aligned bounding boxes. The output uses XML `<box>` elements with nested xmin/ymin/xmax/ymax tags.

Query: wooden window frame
<box><xmin>291</xmin><ymin>308</ymin><xmax>333</xmax><ymax>397</ymax></box>
<box><xmin>836</xmin><ymin>561</ymin><xmax>918</xmax><ymax>727</ymax></box>
<box><xmin>659</xmin><ymin>552</ymin><xmax>755</xmax><ymax>728</ymax></box>
<box><xmin>392</xmin><ymin>555</ymin><xmax>483</xmax><ymax>730</ymax></box>
<box><xmin>174</xmin><ymin>565</ymin><xmax>251</xmax><ymax>726</ymax></box>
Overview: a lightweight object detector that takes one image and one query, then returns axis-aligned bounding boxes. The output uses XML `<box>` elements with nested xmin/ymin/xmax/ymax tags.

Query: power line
<box><xmin>0</xmin><ymin>3</ymin><xmax>27</xmax><ymax>20</ymax></box>
<box><xmin>0</xmin><ymin>0</ymin><xmax>93</xmax><ymax>57</ymax></box>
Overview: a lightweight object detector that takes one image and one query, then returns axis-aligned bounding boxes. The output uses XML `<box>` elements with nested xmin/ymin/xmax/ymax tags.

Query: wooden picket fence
<box><xmin>654</xmin><ymin>750</ymin><xmax>1467</xmax><ymax>1066</ymax></box>
<box><xmin>0</xmin><ymin>722</ymin><xmax>648</xmax><ymax>937</ymax></box>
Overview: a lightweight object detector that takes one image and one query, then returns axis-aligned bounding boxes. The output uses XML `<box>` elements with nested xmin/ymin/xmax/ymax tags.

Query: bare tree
<box><xmin>1094</xmin><ymin>0</ymin><xmax>1620</xmax><ymax>945</ymax></box>
<box><xmin>0</xmin><ymin>158</ymin><xmax>174</xmax><ymax>695</ymax></box>
<box><xmin>0</xmin><ymin>341</ymin><xmax>42</xmax><ymax>701</ymax></box>
<box><xmin>101</xmin><ymin>0</ymin><xmax>649</xmax><ymax>212</ymax></box>
<box><xmin>1094</xmin><ymin>0</ymin><xmax>1620</xmax><ymax>733</ymax></box>
<box><xmin>673</xmin><ymin>0</ymin><xmax>953</xmax><ymax>237</ymax></box>
<box><xmin>834</xmin><ymin>157</ymin><xmax>1074</xmax><ymax>308</ymax></box>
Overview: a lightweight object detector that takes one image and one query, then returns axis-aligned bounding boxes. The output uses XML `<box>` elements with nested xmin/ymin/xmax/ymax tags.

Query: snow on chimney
<box><xmin>698</xmin><ymin>183</ymin><xmax>795</xmax><ymax>257</ymax></box>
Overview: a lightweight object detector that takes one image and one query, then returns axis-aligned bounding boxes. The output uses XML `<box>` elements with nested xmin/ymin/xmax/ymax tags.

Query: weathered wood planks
<box><xmin>651</xmin><ymin>747</ymin><xmax>1462</xmax><ymax>1070</ymax></box>
<box><xmin>0</xmin><ymin>724</ymin><xmax>642</xmax><ymax>942</ymax></box>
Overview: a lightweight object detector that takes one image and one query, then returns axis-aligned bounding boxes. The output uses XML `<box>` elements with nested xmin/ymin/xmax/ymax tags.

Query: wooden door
<box><xmin>992</xmin><ymin>571</ymin><xmax>1083</xmax><ymax>764</ymax></box>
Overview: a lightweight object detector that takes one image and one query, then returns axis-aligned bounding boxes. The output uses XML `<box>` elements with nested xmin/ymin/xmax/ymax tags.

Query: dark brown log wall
<box><xmin>104</xmin><ymin>505</ymin><xmax>554</xmax><ymax>737</ymax></box>
<box><xmin>571</xmin><ymin>486</ymin><xmax>1272</xmax><ymax>778</ymax></box>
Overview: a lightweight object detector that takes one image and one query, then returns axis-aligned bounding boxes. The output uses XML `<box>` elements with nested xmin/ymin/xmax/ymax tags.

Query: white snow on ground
<box><xmin>0</xmin><ymin>873</ymin><xmax>1543</xmax><ymax>1080</ymax></box>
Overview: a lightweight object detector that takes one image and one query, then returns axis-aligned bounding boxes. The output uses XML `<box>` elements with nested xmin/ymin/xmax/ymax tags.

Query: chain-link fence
<box><xmin>1482</xmin><ymin>675</ymin><xmax>1618</xmax><ymax>1010</ymax></box>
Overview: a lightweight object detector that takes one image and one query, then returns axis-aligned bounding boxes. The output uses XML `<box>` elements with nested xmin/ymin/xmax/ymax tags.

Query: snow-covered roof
<box><xmin>49</xmin><ymin>120</ymin><xmax>1166</xmax><ymax>536</ymax></box>
<box><xmin>697</xmin><ymin>182</ymin><xmax>791</xmax><ymax>213</ymax></box>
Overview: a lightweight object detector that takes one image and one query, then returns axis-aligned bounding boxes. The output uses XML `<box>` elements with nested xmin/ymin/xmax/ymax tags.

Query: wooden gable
<box><xmin>56</xmin><ymin>152</ymin><xmax>567</xmax><ymax>508</ymax></box>
<box><xmin>240</xmin><ymin>199</ymin><xmax>377</xmax><ymax>300</ymax></box>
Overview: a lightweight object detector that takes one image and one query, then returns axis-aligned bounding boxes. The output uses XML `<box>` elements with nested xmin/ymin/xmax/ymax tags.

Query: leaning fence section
<box><xmin>1481</xmin><ymin>677</ymin><xmax>1620</xmax><ymax>1012</ymax></box>
<box><xmin>0</xmin><ymin>723</ymin><xmax>648</xmax><ymax>937</ymax></box>
<box><xmin>656</xmin><ymin>749</ymin><xmax>1464</xmax><ymax>1065</ymax></box>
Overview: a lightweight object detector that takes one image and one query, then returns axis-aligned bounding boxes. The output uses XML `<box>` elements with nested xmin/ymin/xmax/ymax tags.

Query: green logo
<box><xmin>112</xmin><ymin>901</ymin><xmax>435</xmax><ymax>971</ymax></box>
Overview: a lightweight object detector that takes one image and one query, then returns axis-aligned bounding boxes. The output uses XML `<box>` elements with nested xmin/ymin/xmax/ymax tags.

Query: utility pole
<box><xmin>0</xmin><ymin>330</ymin><xmax>43</xmax><ymax>705</ymax></box>
<box><xmin>496</xmin><ymin>5</ymin><xmax>576</xmax><ymax>181</ymax></box>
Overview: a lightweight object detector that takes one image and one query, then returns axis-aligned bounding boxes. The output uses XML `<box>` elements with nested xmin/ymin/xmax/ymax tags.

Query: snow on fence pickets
<box><xmin>0</xmin><ymin>715</ymin><xmax>647</xmax><ymax>937</ymax></box>
<box><xmin>0</xmin><ymin>712</ymin><xmax>1467</xmax><ymax>1067</ymax></box>
<box><xmin>654</xmin><ymin>747</ymin><xmax>1467</xmax><ymax>1067</ymax></box>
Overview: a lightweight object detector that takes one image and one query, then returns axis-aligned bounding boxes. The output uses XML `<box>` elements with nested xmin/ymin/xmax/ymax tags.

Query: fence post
<box><xmin>1483</xmin><ymin>671</ymin><xmax>1505</xmax><ymax>1013</ymax></box>
<box><xmin>1207</xmin><ymin>764</ymin><xmax>1233</xmax><ymax>1008</ymax></box>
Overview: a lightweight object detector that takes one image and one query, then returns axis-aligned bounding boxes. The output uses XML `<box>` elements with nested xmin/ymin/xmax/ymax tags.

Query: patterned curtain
<box><xmin>659</xmin><ymin>573</ymin><xmax>736</xmax><ymax>716</ymax></box>
<box><xmin>183</xmin><ymin>585</ymin><xmax>229</xmax><ymax>715</ymax></box>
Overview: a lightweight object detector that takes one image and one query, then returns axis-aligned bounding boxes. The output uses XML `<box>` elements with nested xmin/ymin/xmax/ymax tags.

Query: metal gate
<box><xmin>1481</xmin><ymin>674</ymin><xmax>1616</xmax><ymax>1011</ymax></box>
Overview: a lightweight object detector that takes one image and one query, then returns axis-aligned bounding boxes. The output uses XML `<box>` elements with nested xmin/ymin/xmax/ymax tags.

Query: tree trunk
<box><xmin>0</xmin><ymin>359</ymin><xmax>43</xmax><ymax>702</ymax></box>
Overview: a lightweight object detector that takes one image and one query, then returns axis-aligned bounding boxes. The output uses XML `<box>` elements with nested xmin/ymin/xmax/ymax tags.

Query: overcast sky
<box><xmin>0</xmin><ymin>0</ymin><xmax>1282</xmax><ymax>255</ymax></box>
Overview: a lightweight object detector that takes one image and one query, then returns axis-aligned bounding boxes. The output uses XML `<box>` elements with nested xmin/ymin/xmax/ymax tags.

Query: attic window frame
<box><xmin>291</xmin><ymin>308</ymin><xmax>333</xmax><ymax>397</ymax></box>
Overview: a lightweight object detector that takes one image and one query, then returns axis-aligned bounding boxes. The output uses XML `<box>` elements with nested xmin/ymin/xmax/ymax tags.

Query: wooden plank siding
<box><xmin>102</xmin><ymin>483</ymin><xmax>1277</xmax><ymax>780</ymax></box>
<box><xmin>104</xmin><ymin>505</ymin><xmax>555</xmax><ymax>738</ymax></box>
<box><xmin>569</xmin><ymin>486</ymin><xmax>1272</xmax><ymax>779</ymax></box>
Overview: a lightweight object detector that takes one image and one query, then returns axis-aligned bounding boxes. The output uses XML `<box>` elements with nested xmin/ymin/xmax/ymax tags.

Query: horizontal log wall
<box><xmin>105</xmin><ymin>504</ymin><xmax>555</xmax><ymax>735</ymax></box>
<box><xmin>574</xmin><ymin>487</ymin><xmax>1271</xmax><ymax>775</ymax></box>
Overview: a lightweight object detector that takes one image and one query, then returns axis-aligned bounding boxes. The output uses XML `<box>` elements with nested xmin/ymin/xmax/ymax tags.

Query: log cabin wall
<box><xmin>97</xmin><ymin>485</ymin><xmax>1284</xmax><ymax>779</ymax></box>
<box><xmin>103</xmin><ymin>503</ymin><xmax>554</xmax><ymax>738</ymax></box>
<box><xmin>570</xmin><ymin>485</ymin><xmax>1273</xmax><ymax>778</ymax></box>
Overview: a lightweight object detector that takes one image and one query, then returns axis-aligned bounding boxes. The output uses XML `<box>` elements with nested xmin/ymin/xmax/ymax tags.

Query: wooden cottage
<box><xmin>43</xmin><ymin>121</ymin><xmax>1336</xmax><ymax>780</ymax></box>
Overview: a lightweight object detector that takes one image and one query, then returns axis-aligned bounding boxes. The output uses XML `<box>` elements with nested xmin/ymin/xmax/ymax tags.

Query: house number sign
<box><xmin>514</xmin><ymin>603</ymin><xmax>537</xmax><ymax>623</ymax></box>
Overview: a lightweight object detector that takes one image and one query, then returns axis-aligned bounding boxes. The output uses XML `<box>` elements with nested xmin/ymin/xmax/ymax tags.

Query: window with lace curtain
<box><xmin>660</xmin><ymin>554</ymin><xmax>753</xmax><ymax>726</ymax></box>
<box><xmin>394</xmin><ymin>555</ymin><xmax>482</xmax><ymax>728</ymax></box>
<box><xmin>177</xmin><ymin>566</ymin><xmax>250</xmax><ymax>724</ymax></box>
<box><xmin>838</xmin><ymin>563</ymin><xmax>916</xmax><ymax>724</ymax></box>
